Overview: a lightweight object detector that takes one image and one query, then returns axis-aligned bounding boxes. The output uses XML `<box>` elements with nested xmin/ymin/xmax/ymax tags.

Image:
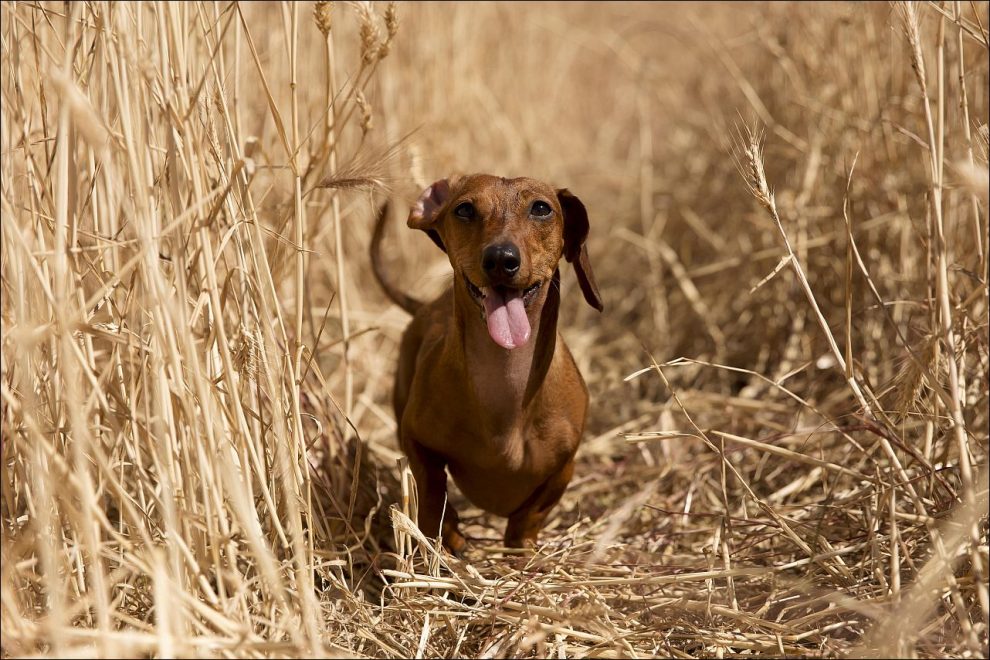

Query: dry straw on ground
<box><xmin>1</xmin><ymin>1</ymin><xmax>988</xmax><ymax>658</ymax></box>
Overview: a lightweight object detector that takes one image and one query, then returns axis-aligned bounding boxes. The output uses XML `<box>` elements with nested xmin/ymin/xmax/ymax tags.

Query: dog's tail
<box><xmin>371</xmin><ymin>202</ymin><xmax>422</xmax><ymax>316</ymax></box>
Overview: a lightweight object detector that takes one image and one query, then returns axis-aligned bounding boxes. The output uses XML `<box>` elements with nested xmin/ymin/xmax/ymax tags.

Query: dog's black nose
<box><xmin>481</xmin><ymin>243</ymin><xmax>521</xmax><ymax>279</ymax></box>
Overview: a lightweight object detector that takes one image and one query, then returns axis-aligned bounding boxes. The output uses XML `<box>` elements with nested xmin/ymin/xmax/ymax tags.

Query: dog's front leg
<box><xmin>504</xmin><ymin>458</ymin><xmax>575</xmax><ymax>548</ymax></box>
<box><xmin>402</xmin><ymin>435</ymin><xmax>467</xmax><ymax>554</ymax></box>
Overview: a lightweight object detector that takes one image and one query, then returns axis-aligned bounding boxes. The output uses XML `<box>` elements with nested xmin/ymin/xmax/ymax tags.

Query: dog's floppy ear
<box><xmin>408</xmin><ymin>179</ymin><xmax>452</xmax><ymax>252</ymax></box>
<box><xmin>557</xmin><ymin>189</ymin><xmax>603</xmax><ymax>312</ymax></box>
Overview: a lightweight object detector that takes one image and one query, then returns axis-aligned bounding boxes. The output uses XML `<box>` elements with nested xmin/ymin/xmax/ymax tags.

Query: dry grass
<box><xmin>1</xmin><ymin>1</ymin><xmax>988</xmax><ymax>657</ymax></box>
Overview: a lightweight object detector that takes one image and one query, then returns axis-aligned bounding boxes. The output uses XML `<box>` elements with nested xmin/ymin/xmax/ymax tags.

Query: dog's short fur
<box><xmin>372</xmin><ymin>174</ymin><xmax>602</xmax><ymax>551</ymax></box>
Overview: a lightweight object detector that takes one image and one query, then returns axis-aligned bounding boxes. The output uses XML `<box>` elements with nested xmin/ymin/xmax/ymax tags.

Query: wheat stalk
<box><xmin>1</xmin><ymin>2</ymin><xmax>986</xmax><ymax>657</ymax></box>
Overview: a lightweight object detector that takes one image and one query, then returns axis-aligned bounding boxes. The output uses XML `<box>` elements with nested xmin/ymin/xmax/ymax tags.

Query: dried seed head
<box><xmin>356</xmin><ymin>90</ymin><xmax>373</xmax><ymax>135</ymax></box>
<box><xmin>314</xmin><ymin>1</ymin><xmax>333</xmax><ymax>37</ymax></box>
<box><xmin>233</xmin><ymin>326</ymin><xmax>259</xmax><ymax>382</ymax></box>
<box><xmin>890</xmin><ymin>333</ymin><xmax>938</xmax><ymax>421</ymax></box>
<box><xmin>384</xmin><ymin>2</ymin><xmax>398</xmax><ymax>39</ymax></box>
<box><xmin>355</xmin><ymin>1</ymin><xmax>381</xmax><ymax>65</ymax></box>
<box><xmin>314</xmin><ymin>140</ymin><xmax>403</xmax><ymax>193</ymax></box>
<box><xmin>378</xmin><ymin>2</ymin><xmax>398</xmax><ymax>58</ymax></box>
<box><xmin>734</xmin><ymin>126</ymin><xmax>775</xmax><ymax>212</ymax></box>
<box><xmin>896</xmin><ymin>2</ymin><xmax>927</xmax><ymax>92</ymax></box>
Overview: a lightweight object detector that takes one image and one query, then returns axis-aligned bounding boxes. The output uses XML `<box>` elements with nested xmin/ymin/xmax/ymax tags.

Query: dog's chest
<box><xmin>403</xmin><ymin>330</ymin><xmax>585</xmax><ymax>515</ymax></box>
<box><xmin>444</xmin><ymin>424</ymin><xmax>566</xmax><ymax>516</ymax></box>
<box><xmin>417</xmin><ymin>409</ymin><xmax>536</xmax><ymax>473</ymax></box>
<box><xmin>460</xmin><ymin>426</ymin><xmax>530</xmax><ymax>473</ymax></box>
<box><xmin>422</xmin><ymin>400</ymin><xmax>577</xmax><ymax>476</ymax></box>
<box><xmin>409</xmin><ymin>341</ymin><xmax>583</xmax><ymax>473</ymax></box>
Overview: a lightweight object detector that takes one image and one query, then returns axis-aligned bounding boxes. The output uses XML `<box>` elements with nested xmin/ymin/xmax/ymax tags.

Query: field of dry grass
<box><xmin>1</xmin><ymin>1</ymin><xmax>988</xmax><ymax>657</ymax></box>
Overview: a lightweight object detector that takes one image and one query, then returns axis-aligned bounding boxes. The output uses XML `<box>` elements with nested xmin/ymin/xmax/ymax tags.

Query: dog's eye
<box><xmin>454</xmin><ymin>202</ymin><xmax>475</xmax><ymax>220</ymax></box>
<box><xmin>530</xmin><ymin>201</ymin><xmax>552</xmax><ymax>218</ymax></box>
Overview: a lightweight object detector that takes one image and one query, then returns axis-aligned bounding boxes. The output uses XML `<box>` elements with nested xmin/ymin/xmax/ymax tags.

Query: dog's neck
<box><xmin>452</xmin><ymin>272</ymin><xmax>560</xmax><ymax>434</ymax></box>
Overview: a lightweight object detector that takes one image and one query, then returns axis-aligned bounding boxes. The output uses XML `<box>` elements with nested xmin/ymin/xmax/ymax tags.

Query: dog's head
<box><xmin>407</xmin><ymin>173</ymin><xmax>602</xmax><ymax>349</ymax></box>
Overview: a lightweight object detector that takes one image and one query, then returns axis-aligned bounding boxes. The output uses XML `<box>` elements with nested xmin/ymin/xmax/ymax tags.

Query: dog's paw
<box><xmin>503</xmin><ymin>535</ymin><xmax>538</xmax><ymax>550</ymax></box>
<box><xmin>442</xmin><ymin>528</ymin><xmax>468</xmax><ymax>557</ymax></box>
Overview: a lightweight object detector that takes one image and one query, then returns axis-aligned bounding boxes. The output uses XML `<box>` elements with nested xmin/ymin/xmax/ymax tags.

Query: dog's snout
<box><xmin>481</xmin><ymin>243</ymin><xmax>521</xmax><ymax>279</ymax></box>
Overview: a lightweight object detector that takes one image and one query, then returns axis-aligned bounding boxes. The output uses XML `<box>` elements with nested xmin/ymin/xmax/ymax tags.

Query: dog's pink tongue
<box><xmin>484</xmin><ymin>289</ymin><xmax>531</xmax><ymax>349</ymax></box>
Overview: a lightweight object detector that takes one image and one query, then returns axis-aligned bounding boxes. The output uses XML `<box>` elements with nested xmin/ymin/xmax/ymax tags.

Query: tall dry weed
<box><xmin>1</xmin><ymin>1</ymin><xmax>987</xmax><ymax>657</ymax></box>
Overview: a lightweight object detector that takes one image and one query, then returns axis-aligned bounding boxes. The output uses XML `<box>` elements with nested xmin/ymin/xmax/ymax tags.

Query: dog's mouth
<box><xmin>463</xmin><ymin>275</ymin><xmax>543</xmax><ymax>350</ymax></box>
<box><xmin>463</xmin><ymin>276</ymin><xmax>542</xmax><ymax>306</ymax></box>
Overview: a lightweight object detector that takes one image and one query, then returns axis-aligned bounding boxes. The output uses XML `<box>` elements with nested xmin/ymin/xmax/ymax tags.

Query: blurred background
<box><xmin>2</xmin><ymin>1</ymin><xmax>988</xmax><ymax>656</ymax></box>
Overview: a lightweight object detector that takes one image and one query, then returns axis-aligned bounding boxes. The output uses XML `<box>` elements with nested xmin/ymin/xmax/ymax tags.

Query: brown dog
<box><xmin>372</xmin><ymin>174</ymin><xmax>602</xmax><ymax>552</ymax></box>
